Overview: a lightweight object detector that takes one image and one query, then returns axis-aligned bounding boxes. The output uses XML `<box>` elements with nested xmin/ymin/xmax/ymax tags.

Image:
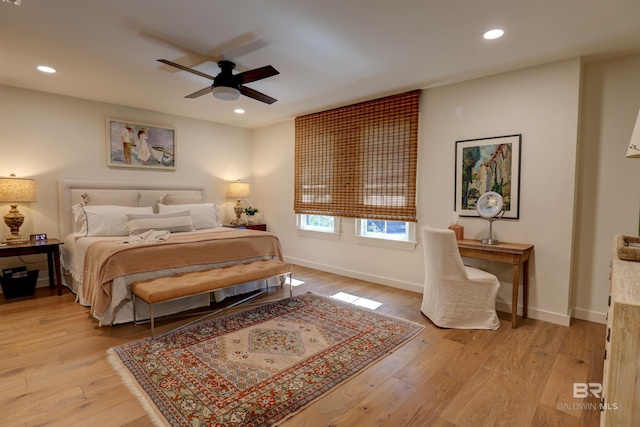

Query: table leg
<box><xmin>53</xmin><ymin>246</ymin><xmax>63</xmax><ymax>296</ymax></box>
<box><xmin>47</xmin><ymin>251</ymin><xmax>55</xmax><ymax>288</ymax></box>
<box><xmin>522</xmin><ymin>260</ymin><xmax>529</xmax><ymax>319</ymax></box>
<box><xmin>512</xmin><ymin>263</ymin><xmax>521</xmax><ymax>328</ymax></box>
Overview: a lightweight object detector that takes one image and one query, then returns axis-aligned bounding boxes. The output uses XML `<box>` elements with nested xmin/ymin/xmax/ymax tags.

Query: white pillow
<box><xmin>158</xmin><ymin>203</ymin><xmax>221</xmax><ymax>229</ymax></box>
<box><xmin>72</xmin><ymin>204</ymin><xmax>153</xmax><ymax>237</ymax></box>
<box><xmin>126</xmin><ymin>210</ymin><xmax>194</xmax><ymax>234</ymax></box>
<box><xmin>81</xmin><ymin>191</ymin><xmax>140</xmax><ymax>206</ymax></box>
<box><xmin>160</xmin><ymin>192</ymin><xmax>203</xmax><ymax>205</ymax></box>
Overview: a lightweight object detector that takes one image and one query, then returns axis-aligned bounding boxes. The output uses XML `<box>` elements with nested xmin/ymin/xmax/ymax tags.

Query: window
<box><xmin>297</xmin><ymin>214</ymin><xmax>340</xmax><ymax>236</ymax></box>
<box><xmin>356</xmin><ymin>219</ymin><xmax>416</xmax><ymax>243</ymax></box>
<box><xmin>294</xmin><ymin>90</ymin><xmax>421</xmax><ymax>223</ymax></box>
<box><xmin>298</xmin><ymin>214</ymin><xmax>334</xmax><ymax>232</ymax></box>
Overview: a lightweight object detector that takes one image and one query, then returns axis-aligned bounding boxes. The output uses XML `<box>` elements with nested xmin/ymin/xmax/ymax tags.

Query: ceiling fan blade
<box><xmin>240</xmin><ymin>86</ymin><xmax>277</xmax><ymax>104</ymax></box>
<box><xmin>236</xmin><ymin>65</ymin><xmax>279</xmax><ymax>84</ymax></box>
<box><xmin>157</xmin><ymin>59</ymin><xmax>216</xmax><ymax>80</ymax></box>
<box><xmin>140</xmin><ymin>30</ymin><xmax>220</xmax><ymax>69</ymax></box>
<box><xmin>185</xmin><ymin>86</ymin><xmax>213</xmax><ymax>99</ymax></box>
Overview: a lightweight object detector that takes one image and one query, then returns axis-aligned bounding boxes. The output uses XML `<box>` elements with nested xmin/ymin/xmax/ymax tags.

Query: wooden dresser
<box><xmin>601</xmin><ymin>235</ymin><xmax>640</xmax><ymax>426</ymax></box>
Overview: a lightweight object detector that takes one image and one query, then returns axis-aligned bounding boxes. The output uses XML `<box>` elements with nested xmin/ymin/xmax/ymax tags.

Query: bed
<box><xmin>58</xmin><ymin>179</ymin><xmax>283</xmax><ymax>326</ymax></box>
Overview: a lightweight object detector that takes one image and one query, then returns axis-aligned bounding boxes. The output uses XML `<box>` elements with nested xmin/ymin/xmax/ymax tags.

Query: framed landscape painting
<box><xmin>106</xmin><ymin>119</ymin><xmax>176</xmax><ymax>170</ymax></box>
<box><xmin>454</xmin><ymin>134</ymin><xmax>521</xmax><ymax>219</ymax></box>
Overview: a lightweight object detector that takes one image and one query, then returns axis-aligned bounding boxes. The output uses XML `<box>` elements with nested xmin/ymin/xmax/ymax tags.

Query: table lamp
<box><xmin>226</xmin><ymin>180</ymin><xmax>250</xmax><ymax>225</ymax></box>
<box><xmin>0</xmin><ymin>174</ymin><xmax>36</xmax><ymax>244</ymax></box>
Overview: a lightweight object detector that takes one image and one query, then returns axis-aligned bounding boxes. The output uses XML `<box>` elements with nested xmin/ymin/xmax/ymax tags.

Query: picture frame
<box><xmin>106</xmin><ymin>119</ymin><xmax>176</xmax><ymax>170</ymax></box>
<box><xmin>454</xmin><ymin>134</ymin><xmax>521</xmax><ymax>219</ymax></box>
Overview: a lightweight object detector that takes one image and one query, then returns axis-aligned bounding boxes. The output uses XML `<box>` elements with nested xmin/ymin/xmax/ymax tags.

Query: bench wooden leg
<box><xmin>150</xmin><ymin>304</ymin><xmax>155</xmax><ymax>337</ymax></box>
<box><xmin>132</xmin><ymin>294</ymin><xmax>137</xmax><ymax>326</ymax></box>
<box><xmin>288</xmin><ymin>272</ymin><xmax>293</xmax><ymax>298</ymax></box>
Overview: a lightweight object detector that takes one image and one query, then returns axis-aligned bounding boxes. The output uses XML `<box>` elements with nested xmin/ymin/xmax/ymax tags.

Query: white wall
<box><xmin>0</xmin><ymin>85</ymin><xmax>254</xmax><ymax>275</ymax></box>
<box><xmin>573</xmin><ymin>53</ymin><xmax>640</xmax><ymax>322</ymax></box>
<box><xmin>423</xmin><ymin>59</ymin><xmax>583</xmax><ymax>325</ymax></box>
<box><xmin>254</xmin><ymin>59</ymin><xmax>583</xmax><ymax>325</ymax></box>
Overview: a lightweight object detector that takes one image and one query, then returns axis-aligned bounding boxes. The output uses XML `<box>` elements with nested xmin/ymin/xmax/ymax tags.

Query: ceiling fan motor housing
<box><xmin>213</xmin><ymin>61</ymin><xmax>240</xmax><ymax>90</ymax></box>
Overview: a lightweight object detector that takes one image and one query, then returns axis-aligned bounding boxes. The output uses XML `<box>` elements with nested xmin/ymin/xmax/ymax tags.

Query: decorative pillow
<box><xmin>81</xmin><ymin>191</ymin><xmax>140</xmax><ymax>207</ymax></box>
<box><xmin>72</xmin><ymin>204</ymin><xmax>153</xmax><ymax>237</ymax></box>
<box><xmin>158</xmin><ymin>203</ymin><xmax>221</xmax><ymax>229</ymax></box>
<box><xmin>126</xmin><ymin>210</ymin><xmax>194</xmax><ymax>234</ymax></box>
<box><xmin>160</xmin><ymin>192</ymin><xmax>203</xmax><ymax>205</ymax></box>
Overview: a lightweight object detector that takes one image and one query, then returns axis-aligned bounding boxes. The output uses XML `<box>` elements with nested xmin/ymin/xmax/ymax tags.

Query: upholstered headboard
<box><xmin>58</xmin><ymin>179</ymin><xmax>207</xmax><ymax>238</ymax></box>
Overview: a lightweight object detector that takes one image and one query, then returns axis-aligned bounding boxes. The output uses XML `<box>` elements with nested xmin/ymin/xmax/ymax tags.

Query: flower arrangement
<box><xmin>244</xmin><ymin>206</ymin><xmax>260</xmax><ymax>216</ymax></box>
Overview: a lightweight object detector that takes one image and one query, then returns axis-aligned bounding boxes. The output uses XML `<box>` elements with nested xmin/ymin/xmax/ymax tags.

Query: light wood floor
<box><xmin>1</xmin><ymin>265</ymin><xmax>605</xmax><ymax>427</ymax></box>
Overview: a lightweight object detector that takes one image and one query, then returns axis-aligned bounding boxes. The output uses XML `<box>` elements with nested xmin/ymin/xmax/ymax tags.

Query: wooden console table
<box><xmin>457</xmin><ymin>239</ymin><xmax>534</xmax><ymax>328</ymax></box>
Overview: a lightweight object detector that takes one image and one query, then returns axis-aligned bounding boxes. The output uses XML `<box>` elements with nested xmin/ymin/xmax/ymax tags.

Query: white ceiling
<box><xmin>1</xmin><ymin>0</ymin><xmax>640</xmax><ymax>129</ymax></box>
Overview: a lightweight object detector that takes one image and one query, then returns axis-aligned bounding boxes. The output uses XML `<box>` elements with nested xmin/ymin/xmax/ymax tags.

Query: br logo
<box><xmin>573</xmin><ymin>383</ymin><xmax>602</xmax><ymax>398</ymax></box>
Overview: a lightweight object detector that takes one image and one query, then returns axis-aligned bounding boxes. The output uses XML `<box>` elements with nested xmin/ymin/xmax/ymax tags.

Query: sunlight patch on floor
<box><xmin>331</xmin><ymin>292</ymin><xmax>382</xmax><ymax>310</ymax></box>
<box><xmin>284</xmin><ymin>277</ymin><xmax>306</xmax><ymax>287</ymax></box>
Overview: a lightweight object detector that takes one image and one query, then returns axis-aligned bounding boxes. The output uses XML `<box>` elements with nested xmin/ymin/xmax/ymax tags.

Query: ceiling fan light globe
<box><xmin>212</xmin><ymin>86</ymin><xmax>240</xmax><ymax>101</ymax></box>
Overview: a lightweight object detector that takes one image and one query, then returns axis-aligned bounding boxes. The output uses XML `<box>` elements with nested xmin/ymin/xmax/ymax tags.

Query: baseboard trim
<box><xmin>285</xmin><ymin>256</ymin><xmax>424</xmax><ymax>294</ymax></box>
<box><xmin>495</xmin><ymin>301</ymin><xmax>571</xmax><ymax>326</ymax></box>
<box><xmin>571</xmin><ymin>307</ymin><xmax>607</xmax><ymax>324</ymax></box>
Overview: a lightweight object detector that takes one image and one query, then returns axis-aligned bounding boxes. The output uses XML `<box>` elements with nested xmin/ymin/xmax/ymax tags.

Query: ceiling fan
<box><xmin>157</xmin><ymin>59</ymin><xmax>279</xmax><ymax>104</ymax></box>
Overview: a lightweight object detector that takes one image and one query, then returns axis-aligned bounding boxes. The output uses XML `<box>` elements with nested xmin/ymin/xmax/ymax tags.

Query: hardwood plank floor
<box><xmin>0</xmin><ymin>265</ymin><xmax>605</xmax><ymax>427</ymax></box>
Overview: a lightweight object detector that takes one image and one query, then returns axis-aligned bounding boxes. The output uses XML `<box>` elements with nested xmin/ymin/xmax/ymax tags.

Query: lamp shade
<box><xmin>226</xmin><ymin>181</ymin><xmax>250</xmax><ymax>198</ymax></box>
<box><xmin>0</xmin><ymin>175</ymin><xmax>36</xmax><ymax>203</ymax></box>
<box><xmin>627</xmin><ymin>108</ymin><xmax>640</xmax><ymax>158</ymax></box>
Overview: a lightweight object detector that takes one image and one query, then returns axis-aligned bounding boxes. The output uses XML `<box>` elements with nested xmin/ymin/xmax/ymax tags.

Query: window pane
<box><xmin>359</xmin><ymin>219</ymin><xmax>412</xmax><ymax>242</ymax></box>
<box><xmin>306</xmin><ymin>215</ymin><xmax>334</xmax><ymax>229</ymax></box>
<box><xmin>298</xmin><ymin>214</ymin><xmax>336</xmax><ymax>233</ymax></box>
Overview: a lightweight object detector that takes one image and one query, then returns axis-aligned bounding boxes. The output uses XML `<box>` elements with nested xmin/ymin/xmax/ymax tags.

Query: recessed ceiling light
<box><xmin>234</xmin><ymin>108</ymin><xmax>245</xmax><ymax>114</ymax></box>
<box><xmin>483</xmin><ymin>29</ymin><xmax>504</xmax><ymax>40</ymax></box>
<box><xmin>37</xmin><ymin>65</ymin><xmax>57</xmax><ymax>73</ymax></box>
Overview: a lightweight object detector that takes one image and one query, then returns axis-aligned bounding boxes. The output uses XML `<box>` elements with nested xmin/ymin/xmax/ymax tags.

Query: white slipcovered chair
<box><xmin>421</xmin><ymin>226</ymin><xmax>500</xmax><ymax>330</ymax></box>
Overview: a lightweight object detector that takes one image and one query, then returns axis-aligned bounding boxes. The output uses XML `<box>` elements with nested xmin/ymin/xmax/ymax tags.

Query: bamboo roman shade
<box><xmin>294</xmin><ymin>90</ymin><xmax>421</xmax><ymax>222</ymax></box>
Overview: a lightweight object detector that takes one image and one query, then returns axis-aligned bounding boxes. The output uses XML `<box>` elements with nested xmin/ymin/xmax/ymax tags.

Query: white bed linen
<box><xmin>61</xmin><ymin>227</ymin><xmax>265</xmax><ymax>326</ymax></box>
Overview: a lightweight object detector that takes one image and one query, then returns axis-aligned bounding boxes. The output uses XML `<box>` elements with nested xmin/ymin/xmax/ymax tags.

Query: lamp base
<box><xmin>231</xmin><ymin>199</ymin><xmax>246</xmax><ymax>226</ymax></box>
<box><xmin>481</xmin><ymin>238</ymin><xmax>500</xmax><ymax>245</ymax></box>
<box><xmin>3</xmin><ymin>205</ymin><xmax>27</xmax><ymax>244</ymax></box>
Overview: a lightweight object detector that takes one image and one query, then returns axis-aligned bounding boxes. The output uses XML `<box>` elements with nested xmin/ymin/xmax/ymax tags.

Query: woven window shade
<box><xmin>294</xmin><ymin>90</ymin><xmax>421</xmax><ymax>222</ymax></box>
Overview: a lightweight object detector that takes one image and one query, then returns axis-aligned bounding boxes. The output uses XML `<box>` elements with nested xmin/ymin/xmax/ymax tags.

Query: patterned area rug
<box><xmin>108</xmin><ymin>293</ymin><xmax>423</xmax><ymax>426</ymax></box>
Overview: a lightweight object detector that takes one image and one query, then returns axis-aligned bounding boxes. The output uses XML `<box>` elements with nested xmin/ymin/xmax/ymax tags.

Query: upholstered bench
<box><xmin>131</xmin><ymin>259</ymin><xmax>293</xmax><ymax>336</ymax></box>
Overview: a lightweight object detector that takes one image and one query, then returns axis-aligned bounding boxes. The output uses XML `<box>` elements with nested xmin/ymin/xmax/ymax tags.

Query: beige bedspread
<box><xmin>82</xmin><ymin>229</ymin><xmax>284</xmax><ymax>316</ymax></box>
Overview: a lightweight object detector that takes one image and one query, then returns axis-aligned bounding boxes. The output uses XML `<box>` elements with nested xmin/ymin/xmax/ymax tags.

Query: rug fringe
<box><xmin>106</xmin><ymin>348</ymin><xmax>170</xmax><ymax>427</ymax></box>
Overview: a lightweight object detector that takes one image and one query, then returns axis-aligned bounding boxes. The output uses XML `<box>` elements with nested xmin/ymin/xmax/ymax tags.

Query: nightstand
<box><xmin>0</xmin><ymin>239</ymin><xmax>64</xmax><ymax>295</ymax></box>
<box><xmin>223</xmin><ymin>223</ymin><xmax>267</xmax><ymax>231</ymax></box>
